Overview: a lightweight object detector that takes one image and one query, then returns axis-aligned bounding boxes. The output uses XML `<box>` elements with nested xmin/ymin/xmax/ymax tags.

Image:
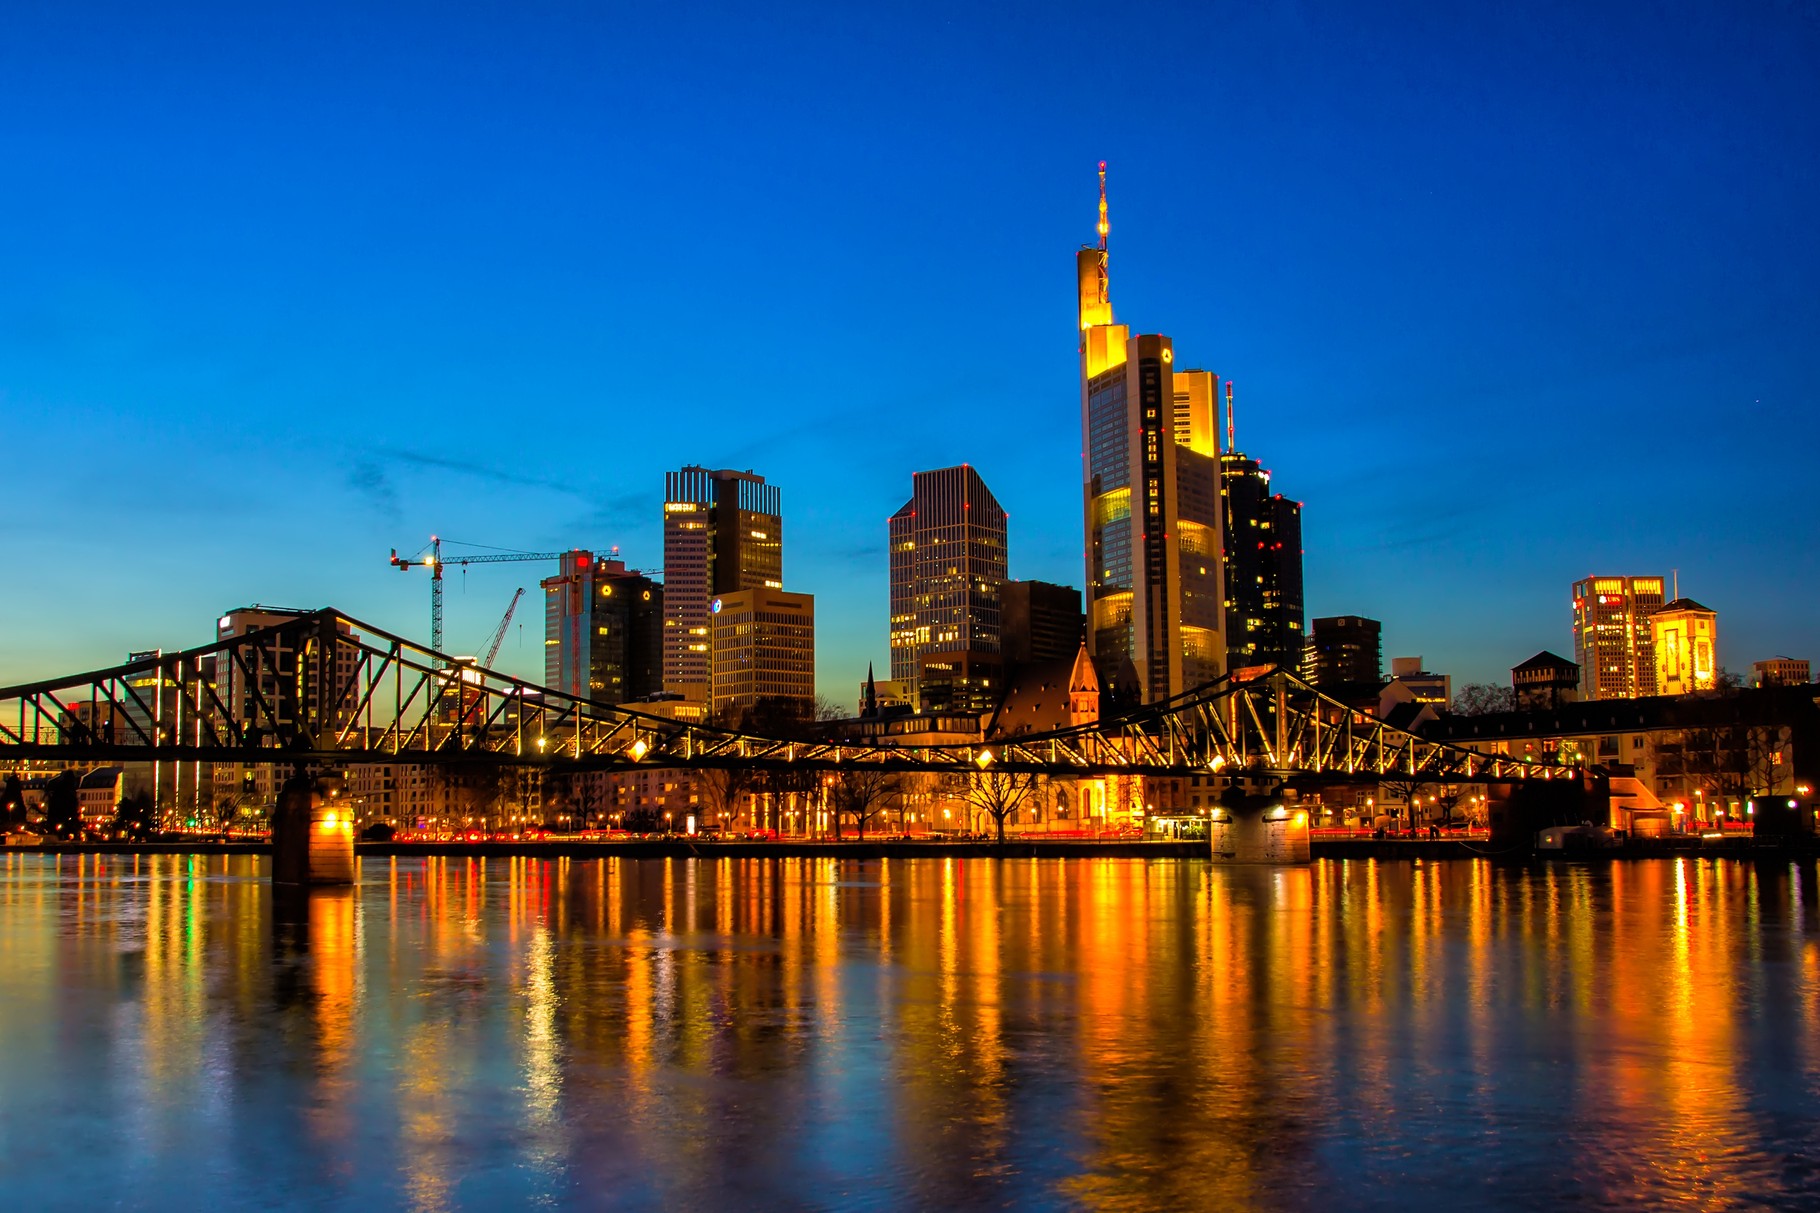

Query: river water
<box><xmin>1</xmin><ymin>853</ymin><xmax>1817</xmax><ymax>1210</ymax></box>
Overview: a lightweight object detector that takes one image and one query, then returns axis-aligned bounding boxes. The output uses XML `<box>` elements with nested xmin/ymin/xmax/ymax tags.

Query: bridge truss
<box><xmin>0</xmin><ymin>609</ymin><xmax>1572</xmax><ymax>783</ymax></box>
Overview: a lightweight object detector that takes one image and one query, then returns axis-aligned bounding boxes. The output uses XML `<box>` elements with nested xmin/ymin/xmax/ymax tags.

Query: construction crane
<box><xmin>388</xmin><ymin>537</ymin><xmax>579</xmax><ymax>660</ymax></box>
<box><xmin>479</xmin><ymin>588</ymin><xmax>525</xmax><ymax>668</ymax></box>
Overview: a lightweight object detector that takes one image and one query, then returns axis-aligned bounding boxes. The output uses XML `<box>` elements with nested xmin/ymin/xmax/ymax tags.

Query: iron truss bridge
<box><xmin>0</xmin><ymin>609</ymin><xmax>1573</xmax><ymax>783</ymax></box>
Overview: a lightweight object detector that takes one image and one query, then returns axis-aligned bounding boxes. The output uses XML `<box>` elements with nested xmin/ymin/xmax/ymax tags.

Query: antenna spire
<box><xmin>1097</xmin><ymin>160</ymin><xmax>1109</xmax><ymax>252</ymax></box>
<box><xmin>1226</xmin><ymin>380</ymin><xmax>1236</xmax><ymax>453</ymax></box>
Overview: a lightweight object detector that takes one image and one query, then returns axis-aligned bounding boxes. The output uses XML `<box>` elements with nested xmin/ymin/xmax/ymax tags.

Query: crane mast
<box><xmin>481</xmin><ymin>588</ymin><xmax>525</xmax><ymax>668</ymax></box>
<box><xmin>389</xmin><ymin>538</ymin><xmax>594</xmax><ymax>665</ymax></box>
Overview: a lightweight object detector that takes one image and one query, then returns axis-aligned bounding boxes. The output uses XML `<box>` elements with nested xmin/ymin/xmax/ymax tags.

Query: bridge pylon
<box><xmin>271</xmin><ymin>773</ymin><xmax>355</xmax><ymax>885</ymax></box>
<box><xmin>1209</xmin><ymin>779</ymin><xmax>1312</xmax><ymax>864</ymax></box>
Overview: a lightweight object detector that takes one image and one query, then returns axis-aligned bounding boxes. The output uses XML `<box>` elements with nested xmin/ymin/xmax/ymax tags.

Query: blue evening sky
<box><xmin>3</xmin><ymin>1</ymin><xmax>1817</xmax><ymax>700</ymax></box>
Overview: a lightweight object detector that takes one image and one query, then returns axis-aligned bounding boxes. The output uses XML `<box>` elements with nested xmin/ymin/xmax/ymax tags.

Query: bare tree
<box><xmin>1451</xmin><ymin>683</ymin><xmax>1516</xmax><ymax>715</ymax></box>
<box><xmin>1431</xmin><ymin>784</ymin><xmax>1468</xmax><ymax>827</ymax></box>
<box><xmin>830</xmin><ymin>766</ymin><xmax>900</xmax><ymax>839</ymax></box>
<box><xmin>1379</xmin><ymin>774</ymin><xmax>1430</xmax><ymax>833</ymax></box>
<box><xmin>699</xmin><ymin>765</ymin><xmax>756</xmax><ymax>832</ymax></box>
<box><xmin>964</xmin><ymin>768</ymin><xmax>1045</xmax><ymax>844</ymax></box>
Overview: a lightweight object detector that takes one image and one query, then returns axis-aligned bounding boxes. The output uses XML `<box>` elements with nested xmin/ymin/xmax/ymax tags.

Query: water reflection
<box><xmin>0</xmin><ymin>853</ymin><xmax>1817</xmax><ymax>1210</ymax></box>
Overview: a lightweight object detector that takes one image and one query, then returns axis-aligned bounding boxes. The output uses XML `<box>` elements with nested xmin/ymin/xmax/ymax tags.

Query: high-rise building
<box><xmin>1219</xmin><ymin>384</ymin><xmax>1304</xmax><ymax>673</ymax></box>
<box><xmin>1077</xmin><ymin>163</ymin><xmax>1224</xmax><ymax>702</ymax></box>
<box><xmin>887</xmin><ymin>465</ymin><xmax>1008</xmax><ymax>706</ymax></box>
<box><xmin>709</xmin><ymin>588</ymin><xmax>814</xmax><ymax>718</ymax></box>
<box><xmin>1000</xmin><ymin>580</ymin><xmax>1085</xmax><ymax>666</ymax></box>
<box><xmin>1649</xmin><ymin>598</ymin><xmax>1717</xmax><ymax>696</ymax></box>
<box><xmin>211</xmin><ymin>606</ymin><xmax>358</xmax><ymax>808</ymax></box>
<box><xmin>542</xmin><ymin>550</ymin><xmax>664</xmax><ymax>705</ymax></box>
<box><xmin>1572</xmin><ymin>576</ymin><xmax>1666</xmax><ymax>700</ymax></box>
<box><xmin>663</xmin><ymin>467</ymin><xmax>783</xmax><ymax>703</ymax></box>
<box><xmin>1308</xmin><ymin>616</ymin><xmax>1382</xmax><ymax>688</ymax></box>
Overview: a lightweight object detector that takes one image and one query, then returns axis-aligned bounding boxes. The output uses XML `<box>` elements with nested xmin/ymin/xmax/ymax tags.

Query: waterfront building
<box><xmin>1308</xmin><ymin>616</ymin><xmax>1383</xmax><ymax>689</ymax></box>
<box><xmin>1572</xmin><ymin>575</ymin><xmax>1666</xmax><ymax>700</ymax></box>
<box><xmin>1219</xmin><ymin>385</ymin><xmax>1305</xmax><ymax>674</ymax></box>
<box><xmin>662</xmin><ymin>467</ymin><xmax>783</xmax><ymax>704</ymax></box>
<box><xmin>709</xmin><ymin>587</ymin><xmax>814</xmax><ymax>719</ymax></box>
<box><xmin>1753</xmin><ymin>657</ymin><xmax>1811</xmax><ymax>688</ymax></box>
<box><xmin>1513</xmin><ymin>650</ymin><xmax>1580</xmax><ymax>710</ymax></box>
<box><xmin>541</xmin><ymin>550</ymin><xmax>663</xmax><ymax>705</ymax></box>
<box><xmin>1000</xmin><ymin>580</ymin><xmax>1085</xmax><ymax>666</ymax></box>
<box><xmin>887</xmin><ymin>465</ymin><xmax>1008</xmax><ymax>707</ymax></box>
<box><xmin>1077</xmin><ymin>163</ymin><xmax>1225</xmax><ymax>702</ymax></box>
<box><xmin>1426</xmin><ymin>684</ymin><xmax>1819</xmax><ymax>831</ymax></box>
<box><xmin>1650</xmin><ymin>598</ymin><xmax>1718</xmax><ymax>697</ymax></box>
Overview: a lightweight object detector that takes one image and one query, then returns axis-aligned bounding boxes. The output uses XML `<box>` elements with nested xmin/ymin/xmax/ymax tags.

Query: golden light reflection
<box><xmin>0</xmin><ymin>854</ymin><xmax>1816</xmax><ymax>1209</ymax></box>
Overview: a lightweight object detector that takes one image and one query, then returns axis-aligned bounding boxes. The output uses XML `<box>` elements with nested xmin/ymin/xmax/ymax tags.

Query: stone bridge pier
<box><xmin>1209</xmin><ymin>781</ymin><xmax>1312</xmax><ymax>864</ymax></box>
<box><xmin>271</xmin><ymin>774</ymin><xmax>355</xmax><ymax>885</ymax></box>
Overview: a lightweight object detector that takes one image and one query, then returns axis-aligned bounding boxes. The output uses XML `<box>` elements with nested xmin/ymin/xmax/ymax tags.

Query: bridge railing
<box><xmin>0</xmin><ymin>610</ymin><xmax>1575</xmax><ymax>782</ymax></box>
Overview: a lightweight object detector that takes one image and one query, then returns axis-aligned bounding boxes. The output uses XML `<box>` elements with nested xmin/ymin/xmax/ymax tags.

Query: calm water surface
<box><xmin>1</xmin><ymin>854</ymin><xmax>1817</xmax><ymax>1210</ymax></box>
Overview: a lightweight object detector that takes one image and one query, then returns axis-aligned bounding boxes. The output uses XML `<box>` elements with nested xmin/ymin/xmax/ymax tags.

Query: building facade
<box><xmin>211</xmin><ymin>606</ymin><xmax>358</xmax><ymax>812</ymax></box>
<box><xmin>1000</xmin><ymin>580</ymin><xmax>1085</xmax><ymax>666</ymax></box>
<box><xmin>709</xmin><ymin>587</ymin><xmax>815</xmax><ymax>719</ymax></box>
<box><xmin>1386</xmin><ymin>656</ymin><xmax>1450</xmax><ymax>709</ymax></box>
<box><xmin>662</xmin><ymin>467</ymin><xmax>783</xmax><ymax>704</ymax></box>
<box><xmin>887</xmin><ymin>465</ymin><xmax>1008</xmax><ymax>704</ymax></box>
<box><xmin>1513</xmin><ymin>651</ymin><xmax>1579</xmax><ymax>710</ymax></box>
<box><xmin>1650</xmin><ymin>598</ymin><xmax>1718</xmax><ymax>697</ymax></box>
<box><xmin>1077</xmin><ymin>165</ymin><xmax>1225</xmax><ymax>702</ymax></box>
<box><xmin>542</xmin><ymin>551</ymin><xmax>664</xmax><ymax>705</ymax></box>
<box><xmin>1572</xmin><ymin>576</ymin><xmax>1666</xmax><ymax>700</ymax></box>
<box><xmin>1308</xmin><ymin>616</ymin><xmax>1383</xmax><ymax>688</ymax></box>
<box><xmin>1220</xmin><ymin>434</ymin><xmax>1304</xmax><ymax>673</ymax></box>
<box><xmin>1753</xmin><ymin>658</ymin><xmax>1811</xmax><ymax>688</ymax></box>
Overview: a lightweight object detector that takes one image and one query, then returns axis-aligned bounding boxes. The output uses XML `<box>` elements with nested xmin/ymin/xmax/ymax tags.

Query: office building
<box><xmin>1753</xmin><ymin>657</ymin><xmax>1811</xmax><ymax>688</ymax></box>
<box><xmin>542</xmin><ymin>550</ymin><xmax>664</xmax><ymax>705</ymax></box>
<box><xmin>211</xmin><ymin>606</ymin><xmax>358</xmax><ymax>809</ymax></box>
<box><xmin>709</xmin><ymin>588</ymin><xmax>815</xmax><ymax>718</ymax></box>
<box><xmin>1386</xmin><ymin>656</ymin><xmax>1451</xmax><ymax>708</ymax></box>
<box><xmin>1077</xmin><ymin>163</ymin><xmax>1225</xmax><ymax>702</ymax></box>
<box><xmin>1308</xmin><ymin>616</ymin><xmax>1382</xmax><ymax>689</ymax></box>
<box><xmin>887</xmin><ymin>465</ymin><xmax>1008</xmax><ymax>705</ymax></box>
<box><xmin>1649</xmin><ymin>598</ymin><xmax>1717</xmax><ymax>697</ymax></box>
<box><xmin>1572</xmin><ymin>576</ymin><xmax>1666</xmax><ymax>700</ymax></box>
<box><xmin>1219</xmin><ymin>384</ymin><xmax>1304</xmax><ymax>673</ymax></box>
<box><xmin>1000</xmin><ymin>580</ymin><xmax>1085</xmax><ymax>666</ymax></box>
<box><xmin>663</xmin><ymin>467</ymin><xmax>783</xmax><ymax>703</ymax></box>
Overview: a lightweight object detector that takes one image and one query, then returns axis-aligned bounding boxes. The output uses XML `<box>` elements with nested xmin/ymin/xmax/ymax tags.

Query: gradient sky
<box><xmin>4</xmin><ymin>1</ymin><xmax>1817</xmax><ymax>702</ymax></box>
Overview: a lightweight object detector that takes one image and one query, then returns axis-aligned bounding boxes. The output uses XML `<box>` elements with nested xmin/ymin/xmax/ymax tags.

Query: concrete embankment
<box><xmin>7</xmin><ymin>837</ymin><xmax>1814</xmax><ymax>861</ymax></box>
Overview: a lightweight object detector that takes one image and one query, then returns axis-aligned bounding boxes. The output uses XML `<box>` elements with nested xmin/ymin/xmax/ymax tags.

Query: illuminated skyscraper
<box><xmin>888</xmin><ymin>465</ymin><xmax>1008</xmax><ymax>708</ymax></box>
<box><xmin>1219</xmin><ymin>384</ymin><xmax>1304</xmax><ymax>673</ymax></box>
<box><xmin>710</xmin><ymin>587</ymin><xmax>815</xmax><ymax>718</ymax></box>
<box><xmin>1571</xmin><ymin>575</ymin><xmax>1666</xmax><ymax>700</ymax></box>
<box><xmin>1077</xmin><ymin>163</ymin><xmax>1224</xmax><ymax>701</ymax></box>
<box><xmin>662</xmin><ymin>467</ymin><xmax>783</xmax><ymax>703</ymax></box>
<box><xmin>542</xmin><ymin>550</ymin><xmax>664</xmax><ymax>705</ymax></box>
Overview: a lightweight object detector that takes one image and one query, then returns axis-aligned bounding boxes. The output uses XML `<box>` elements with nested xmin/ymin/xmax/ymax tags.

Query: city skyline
<box><xmin>3</xmin><ymin>3</ymin><xmax>1817</xmax><ymax>700</ymax></box>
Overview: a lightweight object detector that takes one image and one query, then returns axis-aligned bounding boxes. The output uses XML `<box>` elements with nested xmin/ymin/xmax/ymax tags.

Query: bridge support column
<box><xmin>1209</xmin><ymin>783</ymin><xmax>1311</xmax><ymax>864</ymax></box>
<box><xmin>272</xmin><ymin>774</ymin><xmax>355</xmax><ymax>885</ymax></box>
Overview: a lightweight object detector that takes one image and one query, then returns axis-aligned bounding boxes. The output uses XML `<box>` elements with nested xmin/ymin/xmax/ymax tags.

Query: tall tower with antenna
<box><xmin>1076</xmin><ymin>162</ymin><xmax>1225</xmax><ymax>703</ymax></box>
